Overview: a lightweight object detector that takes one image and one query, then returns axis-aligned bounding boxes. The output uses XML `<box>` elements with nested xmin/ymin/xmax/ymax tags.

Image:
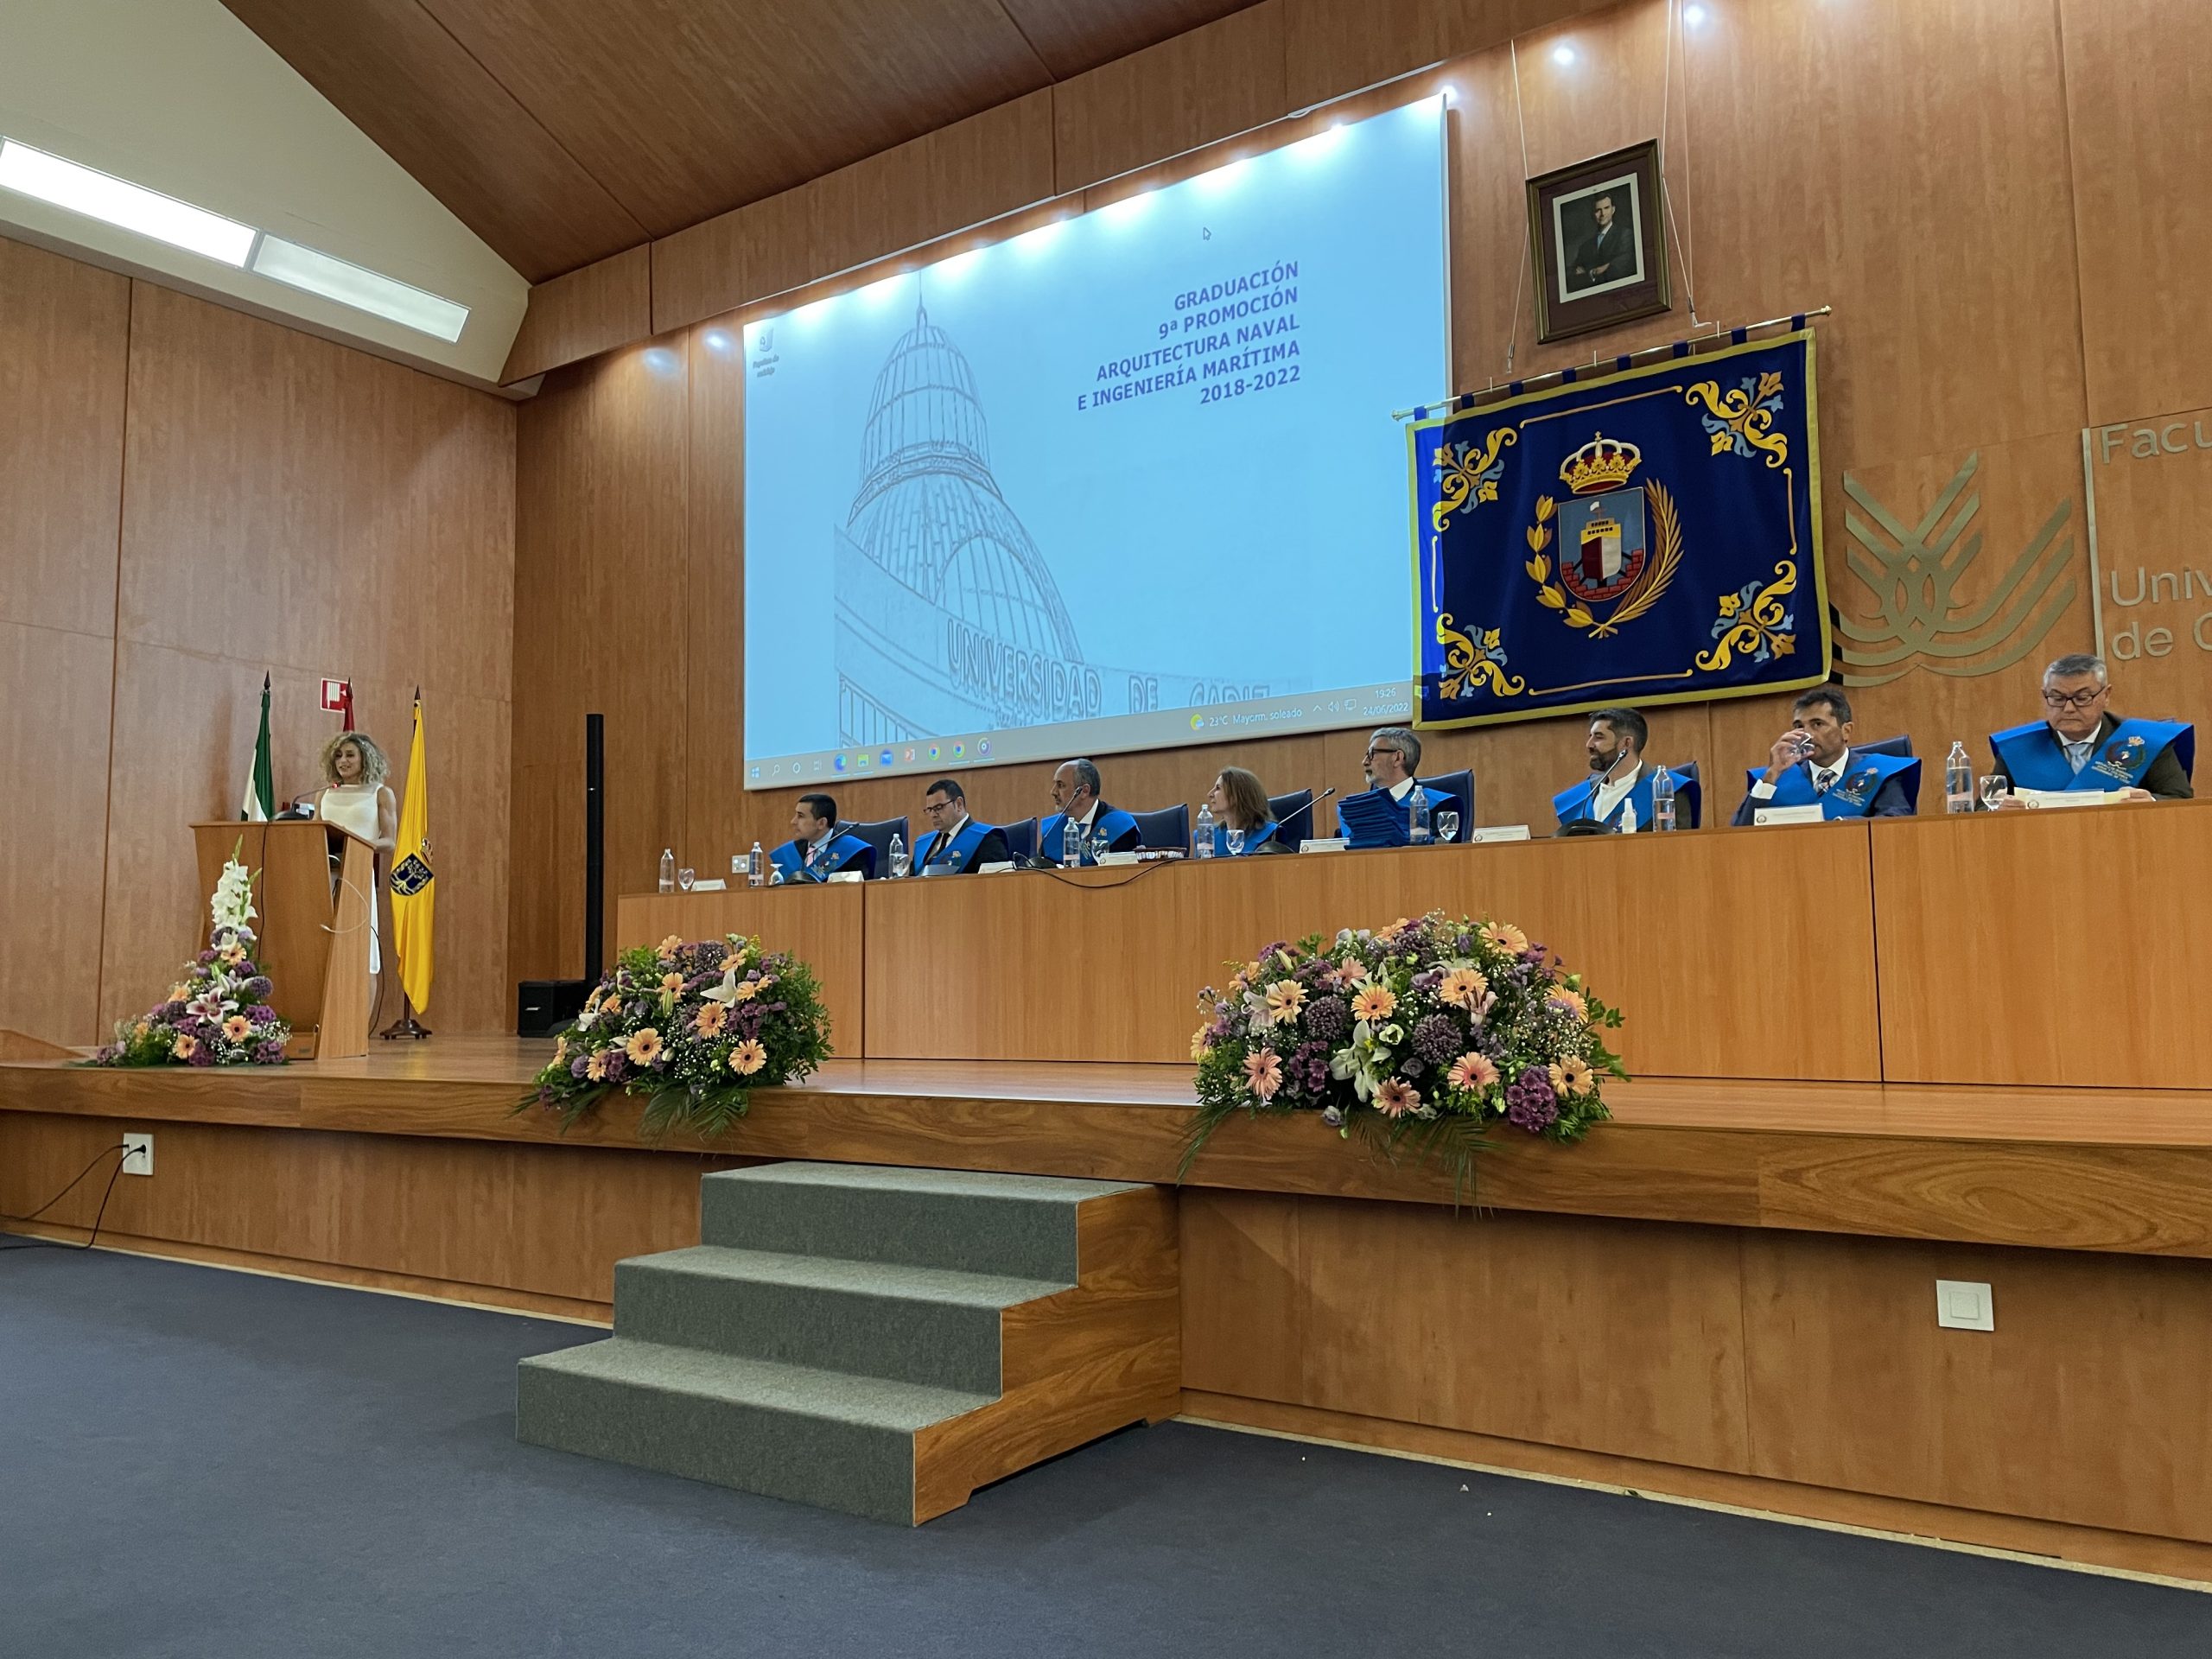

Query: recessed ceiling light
<box><xmin>1552</xmin><ymin>43</ymin><xmax>1577</xmax><ymax>66</ymax></box>
<box><xmin>0</xmin><ymin>138</ymin><xmax>254</xmax><ymax>266</ymax></box>
<box><xmin>251</xmin><ymin>236</ymin><xmax>468</xmax><ymax>341</ymax></box>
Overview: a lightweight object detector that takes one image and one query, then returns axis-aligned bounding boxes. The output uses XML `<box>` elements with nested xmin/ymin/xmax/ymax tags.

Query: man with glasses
<box><xmin>912</xmin><ymin>778</ymin><xmax>1009</xmax><ymax>874</ymax></box>
<box><xmin>1987</xmin><ymin>653</ymin><xmax>2194</xmax><ymax>804</ymax></box>
<box><xmin>1338</xmin><ymin>727</ymin><xmax>1439</xmax><ymax>848</ymax></box>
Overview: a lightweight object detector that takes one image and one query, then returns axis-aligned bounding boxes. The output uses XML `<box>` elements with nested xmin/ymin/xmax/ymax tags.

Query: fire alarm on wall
<box><xmin>321</xmin><ymin>678</ymin><xmax>349</xmax><ymax>712</ymax></box>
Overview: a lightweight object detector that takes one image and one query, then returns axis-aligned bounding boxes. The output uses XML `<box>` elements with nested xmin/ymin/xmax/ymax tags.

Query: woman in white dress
<box><xmin>315</xmin><ymin>733</ymin><xmax>398</xmax><ymax>983</ymax></box>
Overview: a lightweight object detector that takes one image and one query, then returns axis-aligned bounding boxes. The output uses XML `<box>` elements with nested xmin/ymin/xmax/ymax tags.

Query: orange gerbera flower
<box><xmin>1449</xmin><ymin>1052</ymin><xmax>1499</xmax><ymax>1092</ymax></box>
<box><xmin>626</xmin><ymin>1028</ymin><xmax>664</xmax><ymax>1065</ymax></box>
<box><xmin>1352</xmin><ymin>984</ymin><xmax>1397</xmax><ymax>1023</ymax></box>
<box><xmin>1375</xmin><ymin>1078</ymin><xmax>1419</xmax><ymax>1118</ymax></box>
<box><xmin>658</xmin><ymin>934</ymin><xmax>683</xmax><ymax>956</ymax></box>
<box><xmin>172</xmin><ymin>1033</ymin><xmax>198</xmax><ymax>1059</ymax></box>
<box><xmin>1481</xmin><ymin>921</ymin><xmax>1530</xmax><ymax>956</ymax></box>
<box><xmin>728</xmin><ymin>1039</ymin><xmax>767</xmax><ymax>1076</ymax></box>
<box><xmin>1242</xmin><ymin>1048</ymin><xmax>1283</xmax><ymax>1101</ymax></box>
<box><xmin>695</xmin><ymin>1001</ymin><xmax>728</xmax><ymax>1037</ymax></box>
<box><xmin>1438</xmin><ymin>967</ymin><xmax>1490</xmax><ymax>1011</ymax></box>
<box><xmin>222</xmin><ymin>1014</ymin><xmax>252</xmax><ymax>1042</ymax></box>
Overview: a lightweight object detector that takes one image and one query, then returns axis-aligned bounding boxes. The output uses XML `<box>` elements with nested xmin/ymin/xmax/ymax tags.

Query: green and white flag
<box><xmin>240</xmin><ymin>671</ymin><xmax>275</xmax><ymax>822</ymax></box>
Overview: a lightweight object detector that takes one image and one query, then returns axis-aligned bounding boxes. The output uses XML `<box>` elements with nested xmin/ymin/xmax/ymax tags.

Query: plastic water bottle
<box><xmin>889</xmin><ymin>832</ymin><xmax>909</xmax><ymax>878</ymax></box>
<box><xmin>748</xmin><ymin>841</ymin><xmax>766</xmax><ymax>887</ymax></box>
<box><xmin>658</xmin><ymin>849</ymin><xmax>676</xmax><ymax>893</ymax></box>
<box><xmin>1945</xmin><ymin>741</ymin><xmax>1973</xmax><ymax>813</ymax></box>
<box><xmin>1409</xmin><ymin>788</ymin><xmax>1432</xmax><ymax>845</ymax></box>
<box><xmin>1621</xmin><ymin>798</ymin><xmax>1638</xmax><ymax>834</ymax></box>
<box><xmin>1649</xmin><ymin>766</ymin><xmax>1677</xmax><ymax>832</ymax></box>
<box><xmin>1193</xmin><ymin>803</ymin><xmax>1215</xmax><ymax>859</ymax></box>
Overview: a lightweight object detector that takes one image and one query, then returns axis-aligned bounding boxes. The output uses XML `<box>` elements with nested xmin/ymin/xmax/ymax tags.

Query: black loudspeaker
<box><xmin>515</xmin><ymin>712</ymin><xmax>608</xmax><ymax>1038</ymax></box>
<box><xmin>517</xmin><ymin>978</ymin><xmax>588</xmax><ymax>1037</ymax></box>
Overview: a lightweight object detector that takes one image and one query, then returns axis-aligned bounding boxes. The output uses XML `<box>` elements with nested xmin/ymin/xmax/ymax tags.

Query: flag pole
<box><xmin>381</xmin><ymin>687</ymin><xmax>434</xmax><ymax>1040</ymax></box>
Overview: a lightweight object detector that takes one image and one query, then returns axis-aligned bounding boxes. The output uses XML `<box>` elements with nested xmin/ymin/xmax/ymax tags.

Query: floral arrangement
<box><xmin>1185</xmin><ymin>910</ymin><xmax>1622</xmax><ymax>1189</ymax></box>
<box><xmin>92</xmin><ymin>846</ymin><xmax>291</xmax><ymax>1067</ymax></box>
<box><xmin>522</xmin><ymin>933</ymin><xmax>832</xmax><ymax>1138</ymax></box>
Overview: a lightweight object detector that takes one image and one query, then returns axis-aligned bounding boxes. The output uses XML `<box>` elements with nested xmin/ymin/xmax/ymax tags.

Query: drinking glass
<box><xmin>1435</xmin><ymin>810</ymin><xmax>1460</xmax><ymax>844</ymax></box>
<box><xmin>1978</xmin><ymin>775</ymin><xmax>2010</xmax><ymax>810</ymax></box>
<box><xmin>676</xmin><ymin>867</ymin><xmax>696</xmax><ymax>891</ymax></box>
<box><xmin>1224</xmin><ymin>828</ymin><xmax>1245</xmax><ymax>857</ymax></box>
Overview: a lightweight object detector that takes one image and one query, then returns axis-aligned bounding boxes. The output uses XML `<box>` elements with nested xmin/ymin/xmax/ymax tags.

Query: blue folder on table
<box><xmin>1337</xmin><ymin>786</ymin><xmax>1423</xmax><ymax>850</ymax></box>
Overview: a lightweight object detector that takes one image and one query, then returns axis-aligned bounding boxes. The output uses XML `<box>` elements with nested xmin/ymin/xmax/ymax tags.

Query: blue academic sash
<box><xmin>1338</xmin><ymin>785</ymin><xmax>1435</xmax><ymax>849</ymax></box>
<box><xmin>1211</xmin><ymin>819</ymin><xmax>1280</xmax><ymax>856</ymax></box>
<box><xmin>770</xmin><ymin>832</ymin><xmax>874</xmax><ymax>881</ymax></box>
<box><xmin>1040</xmin><ymin>806</ymin><xmax>1138</xmax><ymax>863</ymax></box>
<box><xmin>918</xmin><ymin>819</ymin><xmax>993</xmax><ymax>872</ymax></box>
<box><xmin>1990</xmin><ymin>719</ymin><xmax>2194</xmax><ymax>792</ymax></box>
<box><xmin>1744</xmin><ymin>751</ymin><xmax>1920</xmax><ymax>819</ymax></box>
<box><xmin>1553</xmin><ymin>766</ymin><xmax>1693</xmax><ymax>831</ymax></box>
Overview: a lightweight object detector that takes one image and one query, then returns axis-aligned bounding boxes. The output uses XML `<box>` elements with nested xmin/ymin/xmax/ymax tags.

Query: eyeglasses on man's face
<box><xmin>2042</xmin><ymin>686</ymin><xmax>2107</xmax><ymax>711</ymax></box>
<box><xmin>1364</xmin><ymin>745</ymin><xmax>1402</xmax><ymax>761</ymax></box>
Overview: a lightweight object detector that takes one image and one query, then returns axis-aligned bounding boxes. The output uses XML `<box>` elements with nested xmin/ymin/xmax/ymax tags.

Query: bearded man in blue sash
<box><xmin>1040</xmin><ymin>757</ymin><xmax>1141</xmax><ymax>865</ymax></box>
<box><xmin>1553</xmin><ymin>708</ymin><xmax>1694</xmax><ymax>832</ymax></box>
<box><xmin>1732</xmin><ymin>689</ymin><xmax>1918</xmax><ymax>824</ymax></box>
<box><xmin>914</xmin><ymin>777</ymin><xmax>1009</xmax><ymax>874</ymax></box>
<box><xmin>1988</xmin><ymin>653</ymin><xmax>2194</xmax><ymax>804</ymax></box>
<box><xmin>769</xmin><ymin>792</ymin><xmax>877</xmax><ymax>882</ymax></box>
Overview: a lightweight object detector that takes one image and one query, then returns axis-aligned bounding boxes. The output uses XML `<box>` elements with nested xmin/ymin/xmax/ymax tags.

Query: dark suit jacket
<box><xmin>1067</xmin><ymin>803</ymin><xmax>1143</xmax><ymax>857</ymax></box>
<box><xmin>1989</xmin><ymin>713</ymin><xmax>2194</xmax><ymax>801</ymax></box>
<box><xmin>915</xmin><ymin>823</ymin><xmax>1011</xmax><ymax>874</ymax></box>
<box><xmin>1570</xmin><ymin>223</ymin><xmax>1634</xmax><ymax>289</ymax></box>
<box><xmin>1730</xmin><ymin>757</ymin><xmax>1917</xmax><ymax>826</ymax></box>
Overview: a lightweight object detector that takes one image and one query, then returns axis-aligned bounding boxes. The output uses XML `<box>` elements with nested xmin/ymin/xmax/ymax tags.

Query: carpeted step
<box><xmin>698</xmin><ymin>1161</ymin><xmax>1145</xmax><ymax>1279</ymax></box>
<box><xmin>516</xmin><ymin>1336</ymin><xmax>990</xmax><ymax>1525</ymax></box>
<box><xmin>613</xmin><ymin>1245</ymin><xmax>1068</xmax><ymax>1393</ymax></box>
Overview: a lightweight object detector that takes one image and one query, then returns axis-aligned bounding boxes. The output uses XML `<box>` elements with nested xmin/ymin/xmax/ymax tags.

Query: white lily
<box><xmin>701</xmin><ymin>964</ymin><xmax>742</xmax><ymax>1007</ymax></box>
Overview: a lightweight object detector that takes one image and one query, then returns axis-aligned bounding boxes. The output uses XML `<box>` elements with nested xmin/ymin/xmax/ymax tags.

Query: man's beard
<box><xmin>1587</xmin><ymin>750</ymin><xmax>1614</xmax><ymax>773</ymax></box>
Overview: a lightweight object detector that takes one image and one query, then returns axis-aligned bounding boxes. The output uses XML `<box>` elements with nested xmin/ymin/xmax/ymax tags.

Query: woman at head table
<box><xmin>314</xmin><ymin>733</ymin><xmax>398</xmax><ymax>975</ymax></box>
<box><xmin>1205</xmin><ymin>766</ymin><xmax>1292</xmax><ymax>855</ymax></box>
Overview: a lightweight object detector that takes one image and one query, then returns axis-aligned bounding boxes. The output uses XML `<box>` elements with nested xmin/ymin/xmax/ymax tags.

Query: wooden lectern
<box><xmin>191</xmin><ymin>822</ymin><xmax>377</xmax><ymax>1061</ymax></box>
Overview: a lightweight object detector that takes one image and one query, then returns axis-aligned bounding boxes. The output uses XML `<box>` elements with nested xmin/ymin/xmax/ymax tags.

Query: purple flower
<box><xmin>187</xmin><ymin>1046</ymin><xmax>215</xmax><ymax>1067</ymax></box>
<box><xmin>247</xmin><ymin>1005</ymin><xmax>276</xmax><ymax>1024</ymax></box>
<box><xmin>245</xmin><ymin>976</ymin><xmax>273</xmax><ymax>1000</ymax></box>
<box><xmin>569</xmin><ymin>1055</ymin><xmax>590</xmax><ymax>1078</ymax></box>
<box><xmin>1305</xmin><ymin>995</ymin><xmax>1350</xmax><ymax>1040</ymax></box>
<box><xmin>1504</xmin><ymin>1065</ymin><xmax>1558</xmax><ymax>1134</ymax></box>
<box><xmin>253</xmin><ymin>1040</ymin><xmax>285</xmax><ymax>1065</ymax></box>
<box><xmin>1411</xmin><ymin>1013</ymin><xmax>1459</xmax><ymax>1064</ymax></box>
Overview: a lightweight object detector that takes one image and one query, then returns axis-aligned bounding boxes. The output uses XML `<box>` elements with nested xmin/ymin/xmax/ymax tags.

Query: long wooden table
<box><xmin>620</xmin><ymin>801</ymin><xmax>2212</xmax><ymax>1089</ymax></box>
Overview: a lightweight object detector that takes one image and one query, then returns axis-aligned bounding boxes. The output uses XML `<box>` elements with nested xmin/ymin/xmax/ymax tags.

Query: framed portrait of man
<box><xmin>1527</xmin><ymin>142</ymin><xmax>1672</xmax><ymax>343</ymax></box>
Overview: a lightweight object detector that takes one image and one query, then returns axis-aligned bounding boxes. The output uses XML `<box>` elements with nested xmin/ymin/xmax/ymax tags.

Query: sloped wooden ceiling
<box><xmin>222</xmin><ymin>0</ymin><xmax>1262</xmax><ymax>282</ymax></box>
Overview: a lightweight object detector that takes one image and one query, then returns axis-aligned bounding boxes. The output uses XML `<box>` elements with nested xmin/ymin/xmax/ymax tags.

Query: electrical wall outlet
<box><xmin>121</xmin><ymin>1132</ymin><xmax>153</xmax><ymax>1176</ymax></box>
<box><xmin>1936</xmin><ymin>1279</ymin><xmax>1993</xmax><ymax>1331</ymax></box>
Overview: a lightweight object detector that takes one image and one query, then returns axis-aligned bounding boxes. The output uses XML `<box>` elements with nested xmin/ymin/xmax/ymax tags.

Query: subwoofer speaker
<box><xmin>515</xmin><ymin>713</ymin><xmax>606</xmax><ymax>1038</ymax></box>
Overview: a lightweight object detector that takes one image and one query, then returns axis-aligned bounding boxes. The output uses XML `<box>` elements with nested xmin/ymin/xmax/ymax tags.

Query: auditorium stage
<box><xmin>8</xmin><ymin>1038</ymin><xmax>2212</xmax><ymax>1578</ymax></box>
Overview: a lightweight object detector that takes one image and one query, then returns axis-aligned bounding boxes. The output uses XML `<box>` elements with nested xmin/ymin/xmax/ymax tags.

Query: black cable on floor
<box><xmin>0</xmin><ymin>1143</ymin><xmax>130</xmax><ymax>1253</ymax></box>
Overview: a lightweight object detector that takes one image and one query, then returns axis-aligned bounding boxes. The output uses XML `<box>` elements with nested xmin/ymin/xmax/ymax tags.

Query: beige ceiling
<box><xmin>221</xmin><ymin>0</ymin><xmax>1264</xmax><ymax>283</ymax></box>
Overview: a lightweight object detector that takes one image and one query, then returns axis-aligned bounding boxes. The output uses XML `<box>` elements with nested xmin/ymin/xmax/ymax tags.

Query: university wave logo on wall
<box><xmin>391</xmin><ymin>841</ymin><xmax>435</xmax><ymax>897</ymax></box>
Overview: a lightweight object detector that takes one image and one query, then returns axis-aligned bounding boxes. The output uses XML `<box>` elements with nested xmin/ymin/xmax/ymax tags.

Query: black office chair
<box><xmin>841</xmin><ymin>816</ymin><xmax>909</xmax><ymax>877</ymax></box>
<box><xmin>1268</xmin><ymin>788</ymin><xmax>1315</xmax><ymax>848</ymax></box>
<box><xmin>1417</xmin><ymin>769</ymin><xmax>1473</xmax><ymax>840</ymax></box>
<box><xmin>1669</xmin><ymin>762</ymin><xmax>1703</xmax><ymax>829</ymax></box>
<box><xmin>1129</xmin><ymin>804</ymin><xmax>1191</xmax><ymax>852</ymax></box>
<box><xmin>1855</xmin><ymin>734</ymin><xmax>1914</xmax><ymax>760</ymax></box>
<box><xmin>1001</xmin><ymin>816</ymin><xmax>1039</xmax><ymax>862</ymax></box>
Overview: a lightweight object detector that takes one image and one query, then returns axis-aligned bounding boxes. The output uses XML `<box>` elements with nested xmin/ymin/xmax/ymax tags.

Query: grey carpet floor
<box><xmin>3</xmin><ymin>1245</ymin><xmax>2208</xmax><ymax>1659</ymax></box>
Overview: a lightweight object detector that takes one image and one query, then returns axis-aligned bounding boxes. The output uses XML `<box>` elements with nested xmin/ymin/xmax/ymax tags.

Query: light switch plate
<box><xmin>1936</xmin><ymin>1279</ymin><xmax>1994</xmax><ymax>1331</ymax></box>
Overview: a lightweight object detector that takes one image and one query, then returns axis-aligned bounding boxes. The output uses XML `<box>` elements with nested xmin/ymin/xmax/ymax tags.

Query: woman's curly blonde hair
<box><xmin>320</xmin><ymin>731</ymin><xmax>391</xmax><ymax>788</ymax></box>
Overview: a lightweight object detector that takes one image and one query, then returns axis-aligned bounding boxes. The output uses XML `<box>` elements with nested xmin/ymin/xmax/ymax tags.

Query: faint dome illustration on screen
<box><xmin>834</xmin><ymin>300</ymin><xmax>1092</xmax><ymax>747</ymax></box>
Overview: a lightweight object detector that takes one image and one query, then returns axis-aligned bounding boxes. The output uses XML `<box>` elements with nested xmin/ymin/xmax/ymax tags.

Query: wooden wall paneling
<box><xmin>216</xmin><ymin>0</ymin><xmax>648</xmax><ymax>282</ymax></box>
<box><xmin>2078</xmin><ymin>408</ymin><xmax>2212</xmax><ymax>726</ymax></box>
<box><xmin>652</xmin><ymin>188</ymin><xmax>795</xmax><ymax>340</ymax></box>
<box><xmin>1183</xmin><ymin>1192</ymin><xmax>1755</xmax><ymax>1471</ymax></box>
<box><xmin>0</xmin><ymin>623</ymin><xmax>117</xmax><ymax>1046</ymax></box>
<box><xmin>503</xmin><ymin>247</ymin><xmax>655</xmax><ymax>384</ymax></box>
<box><xmin>1740</xmin><ymin>1228</ymin><xmax>2212</xmax><ymax>1545</ymax></box>
<box><xmin>510</xmin><ymin>340</ymin><xmax>693</xmax><ymax>983</ymax></box>
<box><xmin>1281</xmin><ymin>0</ymin><xmax>1618</xmax><ymax>110</ymax></box>
<box><xmin>1053</xmin><ymin>1</ymin><xmax>1291</xmax><ymax>192</ymax></box>
<box><xmin>1871</xmin><ymin>805</ymin><xmax>2212</xmax><ymax>1090</ymax></box>
<box><xmin>2059</xmin><ymin>0</ymin><xmax>2212</xmax><ymax>425</ymax></box>
<box><xmin>682</xmin><ymin>319</ymin><xmax>745</xmax><ymax>874</ymax></box>
<box><xmin>417</xmin><ymin>0</ymin><xmax>1049</xmax><ymax>240</ymax></box>
<box><xmin>0</xmin><ymin>237</ymin><xmax>129</xmax><ymax>637</ymax></box>
<box><xmin>1683</xmin><ymin>0</ymin><xmax>2084</xmax><ymax>472</ymax></box>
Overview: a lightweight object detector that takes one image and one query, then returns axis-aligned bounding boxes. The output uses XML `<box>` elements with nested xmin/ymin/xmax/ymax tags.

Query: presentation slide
<box><xmin>741</xmin><ymin>95</ymin><xmax>1448</xmax><ymax>791</ymax></box>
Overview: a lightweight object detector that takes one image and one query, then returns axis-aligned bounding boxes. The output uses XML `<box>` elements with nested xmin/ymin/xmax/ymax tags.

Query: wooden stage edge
<box><xmin>11</xmin><ymin>1039</ymin><xmax>2212</xmax><ymax>1584</ymax></box>
<box><xmin>8</xmin><ymin>1039</ymin><xmax>2212</xmax><ymax>1257</ymax></box>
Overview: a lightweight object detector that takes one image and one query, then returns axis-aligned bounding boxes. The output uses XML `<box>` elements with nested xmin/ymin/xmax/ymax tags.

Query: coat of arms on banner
<box><xmin>1408</xmin><ymin>329</ymin><xmax>1830</xmax><ymax>728</ymax></box>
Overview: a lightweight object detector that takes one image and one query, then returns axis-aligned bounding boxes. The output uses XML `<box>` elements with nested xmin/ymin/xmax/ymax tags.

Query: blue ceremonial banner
<box><xmin>1408</xmin><ymin>331</ymin><xmax>1830</xmax><ymax>728</ymax></box>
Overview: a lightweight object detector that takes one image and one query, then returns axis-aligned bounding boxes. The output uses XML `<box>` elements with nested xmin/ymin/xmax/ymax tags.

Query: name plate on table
<box><xmin>1300</xmin><ymin>838</ymin><xmax>1349</xmax><ymax>854</ymax></box>
<box><xmin>690</xmin><ymin>877</ymin><xmax>728</xmax><ymax>891</ymax></box>
<box><xmin>977</xmin><ymin>861</ymin><xmax>1017</xmax><ymax>874</ymax></box>
<box><xmin>1096</xmin><ymin>851</ymin><xmax>1141</xmax><ymax>867</ymax></box>
<box><xmin>827</xmin><ymin>870</ymin><xmax>864</xmax><ymax>884</ymax></box>
<box><xmin>1753</xmin><ymin>804</ymin><xmax>1827</xmax><ymax>827</ymax></box>
<box><xmin>2016</xmin><ymin>789</ymin><xmax>2122</xmax><ymax>810</ymax></box>
<box><xmin>1463</xmin><ymin>824</ymin><xmax>1532</xmax><ymax>844</ymax></box>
